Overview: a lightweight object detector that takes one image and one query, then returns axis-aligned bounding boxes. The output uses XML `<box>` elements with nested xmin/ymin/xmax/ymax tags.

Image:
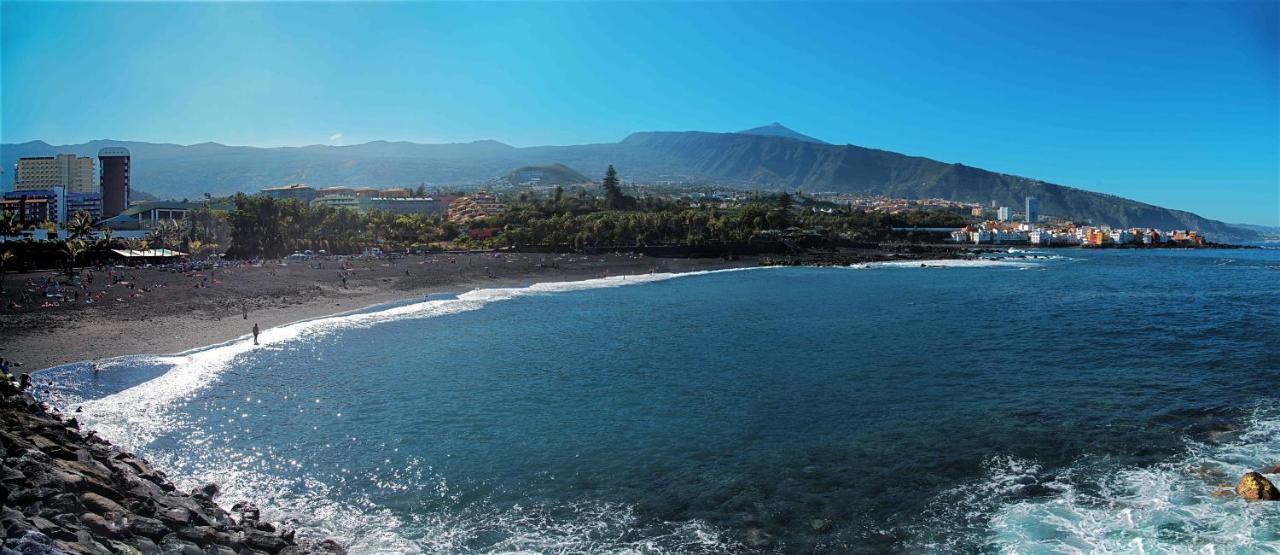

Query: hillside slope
<box><xmin>1</xmin><ymin>130</ymin><xmax>1259</xmax><ymax>242</ymax></box>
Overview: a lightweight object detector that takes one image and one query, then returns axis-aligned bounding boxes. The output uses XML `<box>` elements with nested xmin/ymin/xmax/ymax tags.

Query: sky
<box><xmin>1</xmin><ymin>1</ymin><xmax>1277</xmax><ymax>225</ymax></box>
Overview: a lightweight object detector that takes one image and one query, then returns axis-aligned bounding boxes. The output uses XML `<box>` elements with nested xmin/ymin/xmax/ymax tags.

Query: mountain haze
<box><xmin>1</xmin><ymin>128</ymin><xmax>1260</xmax><ymax>242</ymax></box>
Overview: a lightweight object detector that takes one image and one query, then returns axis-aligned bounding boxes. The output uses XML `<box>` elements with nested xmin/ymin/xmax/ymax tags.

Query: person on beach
<box><xmin>242</xmin><ymin>303</ymin><xmax>248</xmax><ymax>320</ymax></box>
<box><xmin>0</xmin><ymin>358</ymin><xmax>10</xmax><ymax>377</ymax></box>
<box><xmin>252</xmin><ymin>323</ymin><xmax>260</xmax><ymax>345</ymax></box>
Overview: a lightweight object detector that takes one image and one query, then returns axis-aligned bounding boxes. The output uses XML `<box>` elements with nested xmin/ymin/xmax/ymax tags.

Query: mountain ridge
<box><xmin>0</xmin><ymin>129</ymin><xmax>1260</xmax><ymax>242</ymax></box>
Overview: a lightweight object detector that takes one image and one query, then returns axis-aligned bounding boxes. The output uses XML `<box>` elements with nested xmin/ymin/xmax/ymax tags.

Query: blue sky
<box><xmin>2</xmin><ymin>1</ymin><xmax>1276</xmax><ymax>225</ymax></box>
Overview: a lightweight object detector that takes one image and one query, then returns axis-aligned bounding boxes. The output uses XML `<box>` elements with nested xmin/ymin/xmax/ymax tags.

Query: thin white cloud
<box><xmin>329</xmin><ymin>133</ymin><xmax>343</xmax><ymax>143</ymax></box>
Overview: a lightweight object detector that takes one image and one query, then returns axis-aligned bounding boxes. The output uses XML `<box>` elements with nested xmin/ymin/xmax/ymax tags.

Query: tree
<box><xmin>0</xmin><ymin>211</ymin><xmax>22</xmax><ymax>238</ymax></box>
<box><xmin>777</xmin><ymin>192</ymin><xmax>793</xmax><ymax>210</ymax></box>
<box><xmin>0</xmin><ymin>250</ymin><xmax>13</xmax><ymax>294</ymax></box>
<box><xmin>65</xmin><ymin>210</ymin><xmax>96</xmax><ymax>243</ymax></box>
<box><xmin>61</xmin><ymin>239</ymin><xmax>85</xmax><ymax>276</ymax></box>
<box><xmin>148</xmin><ymin>219</ymin><xmax>184</xmax><ymax>251</ymax></box>
<box><xmin>601</xmin><ymin>165</ymin><xmax>631</xmax><ymax>210</ymax></box>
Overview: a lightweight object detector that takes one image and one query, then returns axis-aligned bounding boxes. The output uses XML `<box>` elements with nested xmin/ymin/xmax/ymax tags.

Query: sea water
<box><xmin>36</xmin><ymin>248</ymin><xmax>1280</xmax><ymax>553</ymax></box>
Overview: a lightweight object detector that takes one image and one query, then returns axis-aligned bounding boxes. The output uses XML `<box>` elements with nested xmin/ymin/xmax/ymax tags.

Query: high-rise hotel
<box><xmin>13</xmin><ymin>154</ymin><xmax>96</xmax><ymax>193</ymax></box>
<box><xmin>99</xmin><ymin>147</ymin><xmax>130</xmax><ymax>218</ymax></box>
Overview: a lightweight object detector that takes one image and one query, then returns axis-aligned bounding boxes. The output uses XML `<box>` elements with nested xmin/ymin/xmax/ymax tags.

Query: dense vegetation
<box><xmin>0</xmin><ymin>174</ymin><xmax>967</xmax><ymax>278</ymax></box>
<box><xmin>220</xmin><ymin>180</ymin><xmax>966</xmax><ymax>258</ymax></box>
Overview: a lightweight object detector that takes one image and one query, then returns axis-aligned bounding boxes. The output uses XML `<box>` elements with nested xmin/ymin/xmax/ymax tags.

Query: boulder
<box><xmin>126</xmin><ymin>515</ymin><xmax>169</xmax><ymax>540</ymax></box>
<box><xmin>80</xmin><ymin>492</ymin><xmax>127</xmax><ymax>516</ymax></box>
<box><xmin>244</xmin><ymin>529</ymin><xmax>289</xmax><ymax>553</ymax></box>
<box><xmin>79</xmin><ymin>512</ymin><xmax>120</xmax><ymax>539</ymax></box>
<box><xmin>1261</xmin><ymin>463</ymin><xmax>1280</xmax><ymax>474</ymax></box>
<box><xmin>1236</xmin><ymin>472</ymin><xmax>1280</xmax><ymax>501</ymax></box>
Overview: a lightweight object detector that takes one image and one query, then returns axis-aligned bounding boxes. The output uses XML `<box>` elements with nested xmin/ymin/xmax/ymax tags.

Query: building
<box><xmin>0</xmin><ymin>188</ymin><xmax>65</xmax><ymax>225</ymax></box>
<box><xmin>14</xmin><ymin>154</ymin><xmax>95</xmax><ymax>194</ymax></box>
<box><xmin>1025</xmin><ymin>196</ymin><xmax>1040</xmax><ymax>223</ymax></box>
<box><xmin>98</xmin><ymin>200</ymin><xmax>227</xmax><ymax>231</ymax></box>
<box><xmin>360</xmin><ymin>197</ymin><xmax>447</xmax><ymax>216</ymax></box>
<box><xmin>310</xmin><ymin>195</ymin><xmax>360</xmax><ymax>210</ymax></box>
<box><xmin>317</xmin><ymin>186</ymin><xmax>355</xmax><ymax>198</ymax></box>
<box><xmin>99</xmin><ymin>147</ymin><xmax>131</xmax><ymax>219</ymax></box>
<box><xmin>378</xmin><ymin>188</ymin><xmax>413</xmax><ymax>198</ymax></box>
<box><xmin>997</xmin><ymin>206</ymin><xmax>1012</xmax><ymax>221</ymax></box>
<box><xmin>261</xmin><ymin>183</ymin><xmax>318</xmax><ymax>203</ymax></box>
<box><xmin>66</xmin><ymin>192</ymin><xmax>103</xmax><ymax>220</ymax></box>
<box><xmin>447</xmin><ymin>193</ymin><xmax>507</xmax><ymax>223</ymax></box>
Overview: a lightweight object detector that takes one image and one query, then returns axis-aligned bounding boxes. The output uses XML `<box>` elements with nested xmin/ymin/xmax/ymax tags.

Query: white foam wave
<box><xmin>848</xmin><ymin>258</ymin><xmax>1043</xmax><ymax>270</ymax></box>
<box><xmin>51</xmin><ymin>268</ymin><xmax>760</xmax><ymax>552</ymax></box>
<box><xmin>978</xmin><ymin>408</ymin><xmax>1280</xmax><ymax>552</ymax></box>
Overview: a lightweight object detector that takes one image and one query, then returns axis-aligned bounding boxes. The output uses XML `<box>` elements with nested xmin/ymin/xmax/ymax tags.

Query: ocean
<box><xmin>36</xmin><ymin>248</ymin><xmax>1280</xmax><ymax>553</ymax></box>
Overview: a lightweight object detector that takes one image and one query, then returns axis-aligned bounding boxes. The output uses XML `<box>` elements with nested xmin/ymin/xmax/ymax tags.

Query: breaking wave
<box><xmin>909</xmin><ymin>403</ymin><xmax>1280</xmax><ymax>552</ymax></box>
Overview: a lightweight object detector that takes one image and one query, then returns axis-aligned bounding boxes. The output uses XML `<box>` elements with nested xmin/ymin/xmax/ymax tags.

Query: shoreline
<box><xmin>0</xmin><ymin>380</ymin><xmax>343</xmax><ymax>553</ymax></box>
<box><xmin>2</xmin><ymin>253</ymin><xmax>759</xmax><ymax>374</ymax></box>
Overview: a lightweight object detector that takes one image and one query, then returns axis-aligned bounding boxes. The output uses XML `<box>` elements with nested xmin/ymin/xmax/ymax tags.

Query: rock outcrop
<box><xmin>1</xmin><ymin>379</ymin><xmax>344</xmax><ymax>553</ymax></box>
<box><xmin>1235</xmin><ymin>472</ymin><xmax>1280</xmax><ymax>501</ymax></box>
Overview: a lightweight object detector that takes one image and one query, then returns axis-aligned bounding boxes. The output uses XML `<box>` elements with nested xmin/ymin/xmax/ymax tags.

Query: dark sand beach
<box><xmin>1</xmin><ymin>252</ymin><xmax>757</xmax><ymax>373</ymax></box>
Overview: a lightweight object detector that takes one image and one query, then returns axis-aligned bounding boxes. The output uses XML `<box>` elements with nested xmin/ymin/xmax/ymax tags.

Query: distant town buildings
<box><xmin>447</xmin><ymin>193</ymin><xmax>507</xmax><ymax>223</ymax></box>
<box><xmin>261</xmin><ymin>183</ymin><xmax>319</xmax><ymax>203</ymax></box>
<box><xmin>98</xmin><ymin>147</ymin><xmax>131</xmax><ymax>219</ymax></box>
<box><xmin>258</xmin><ymin>183</ymin><xmax>446</xmax><ymax>216</ymax></box>
<box><xmin>1025</xmin><ymin>196</ymin><xmax>1039</xmax><ymax>223</ymax></box>
<box><xmin>14</xmin><ymin>154</ymin><xmax>95</xmax><ymax>193</ymax></box>
<box><xmin>997</xmin><ymin>206</ymin><xmax>1012</xmax><ymax>221</ymax></box>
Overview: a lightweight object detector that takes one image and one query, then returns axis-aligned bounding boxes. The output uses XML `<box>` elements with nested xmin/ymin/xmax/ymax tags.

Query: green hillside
<box><xmin>500</xmin><ymin>163</ymin><xmax>591</xmax><ymax>186</ymax></box>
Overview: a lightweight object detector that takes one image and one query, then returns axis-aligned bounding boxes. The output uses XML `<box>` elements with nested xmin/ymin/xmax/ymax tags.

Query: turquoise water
<box><xmin>38</xmin><ymin>249</ymin><xmax>1280</xmax><ymax>552</ymax></box>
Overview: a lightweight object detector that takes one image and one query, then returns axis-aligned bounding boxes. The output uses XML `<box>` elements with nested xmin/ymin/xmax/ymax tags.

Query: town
<box><xmin>2</xmin><ymin>148</ymin><xmax>1211</xmax><ymax>254</ymax></box>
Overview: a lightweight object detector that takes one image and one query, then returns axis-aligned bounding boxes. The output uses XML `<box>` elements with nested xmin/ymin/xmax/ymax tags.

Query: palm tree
<box><xmin>61</xmin><ymin>239</ymin><xmax>85</xmax><ymax>276</ymax></box>
<box><xmin>96</xmin><ymin>227</ymin><xmax>115</xmax><ymax>250</ymax></box>
<box><xmin>0</xmin><ymin>211</ymin><xmax>19</xmax><ymax>239</ymax></box>
<box><xmin>0</xmin><ymin>250</ymin><xmax>13</xmax><ymax>294</ymax></box>
<box><xmin>64</xmin><ymin>210</ymin><xmax>95</xmax><ymax>241</ymax></box>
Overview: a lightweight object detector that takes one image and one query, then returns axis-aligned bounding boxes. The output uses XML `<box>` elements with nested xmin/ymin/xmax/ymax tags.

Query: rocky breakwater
<box><xmin>1</xmin><ymin>380</ymin><xmax>343</xmax><ymax>554</ymax></box>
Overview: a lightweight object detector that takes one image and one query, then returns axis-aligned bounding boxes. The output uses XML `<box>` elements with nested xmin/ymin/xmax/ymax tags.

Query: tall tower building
<box><xmin>99</xmin><ymin>147</ymin><xmax>131</xmax><ymax>218</ymax></box>
<box><xmin>1025</xmin><ymin>196</ymin><xmax>1039</xmax><ymax>223</ymax></box>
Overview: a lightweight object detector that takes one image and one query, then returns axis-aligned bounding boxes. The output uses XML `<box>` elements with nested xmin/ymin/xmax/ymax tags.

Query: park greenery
<box><xmin>0</xmin><ymin>165</ymin><xmax>968</xmax><ymax>271</ymax></box>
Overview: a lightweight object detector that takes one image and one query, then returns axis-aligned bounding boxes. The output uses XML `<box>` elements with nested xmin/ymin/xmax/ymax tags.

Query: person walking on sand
<box><xmin>252</xmin><ymin>323</ymin><xmax>260</xmax><ymax>345</ymax></box>
<box><xmin>242</xmin><ymin>303</ymin><xmax>249</xmax><ymax>320</ymax></box>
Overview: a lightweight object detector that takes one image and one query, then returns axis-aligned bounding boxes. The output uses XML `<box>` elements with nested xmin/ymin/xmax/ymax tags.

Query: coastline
<box><xmin>0</xmin><ymin>379</ymin><xmax>343</xmax><ymax>553</ymax></box>
<box><xmin>2</xmin><ymin>253</ymin><xmax>758</xmax><ymax>374</ymax></box>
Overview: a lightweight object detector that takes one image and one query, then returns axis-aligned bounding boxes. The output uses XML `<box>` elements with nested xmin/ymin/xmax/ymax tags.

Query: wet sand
<box><xmin>0</xmin><ymin>252</ymin><xmax>756</xmax><ymax>373</ymax></box>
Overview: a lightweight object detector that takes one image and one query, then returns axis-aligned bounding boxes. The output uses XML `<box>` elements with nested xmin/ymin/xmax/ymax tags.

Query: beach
<box><xmin>0</xmin><ymin>252</ymin><xmax>757</xmax><ymax>373</ymax></box>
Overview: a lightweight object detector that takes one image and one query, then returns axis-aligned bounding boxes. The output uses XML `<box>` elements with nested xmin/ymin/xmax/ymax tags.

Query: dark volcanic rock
<box><xmin>0</xmin><ymin>385</ymin><xmax>341</xmax><ymax>554</ymax></box>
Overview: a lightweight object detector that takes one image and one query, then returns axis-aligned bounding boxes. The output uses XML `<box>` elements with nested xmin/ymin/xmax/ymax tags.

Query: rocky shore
<box><xmin>1</xmin><ymin>379</ymin><xmax>342</xmax><ymax>554</ymax></box>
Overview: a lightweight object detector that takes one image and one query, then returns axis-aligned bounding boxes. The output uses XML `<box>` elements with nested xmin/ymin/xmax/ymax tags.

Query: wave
<box><xmin>37</xmin><ymin>267</ymin><xmax>764</xmax><ymax>552</ymax></box>
<box><xmin>848</xmin><ymin>258</ymin><xmax>1044</xmax><ymax>270</ymax></box>
<box><xmin>910</xmin><ymin>404</ymin><xmax>1280</xmax><ymax>552</ymax></box>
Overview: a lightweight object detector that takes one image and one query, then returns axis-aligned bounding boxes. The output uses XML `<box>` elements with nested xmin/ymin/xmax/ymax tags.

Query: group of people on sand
<box><xmin>0</xmin><ymin>358</ymin><xmax>32</xmax><ymax>392</ymax></box>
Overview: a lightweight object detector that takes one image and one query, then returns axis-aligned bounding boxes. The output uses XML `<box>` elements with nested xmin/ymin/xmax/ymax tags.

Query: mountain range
<box><xmin>0</xmin><ymin>124</ymin><xmax>1261</xmax><ymax>242</ymax></box>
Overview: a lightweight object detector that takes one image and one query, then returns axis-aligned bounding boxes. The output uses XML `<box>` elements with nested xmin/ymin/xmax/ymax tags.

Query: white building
<box><xmin>310</xmin><ymin>194</ymin><xmax>360</xmax><ymax>210</ymax></box>
<box><xmin>14</xmin><ymin>154</ymin><xmax>96</xmax><ymax>193</ymax></box>
<box><xmin>997</xmin><ymin>206</ymin><xmax>1012</xmax><ymax>221</ymax></box>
